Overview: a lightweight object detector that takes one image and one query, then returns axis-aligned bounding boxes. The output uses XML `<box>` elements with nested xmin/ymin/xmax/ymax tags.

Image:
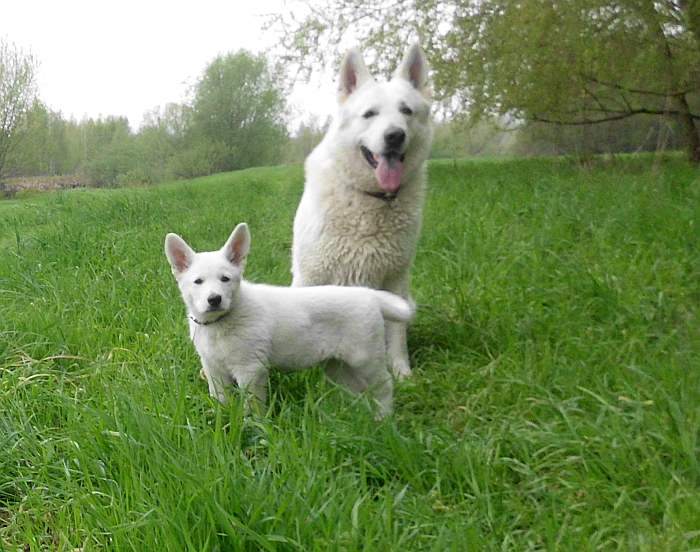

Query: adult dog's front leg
<box><xmin>386</xmin><ymin>320</ymin><xmax>411</xmax><ymax>379</ymax></box>
<box><xmin>384</xmin><ymin>271</ymin><xmax>412</xmax><ymax>379</ymax></box>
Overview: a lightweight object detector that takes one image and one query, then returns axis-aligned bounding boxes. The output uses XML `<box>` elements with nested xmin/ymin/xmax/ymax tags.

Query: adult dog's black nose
<box><xmin>384</xmin><ymin>127</ymin><xmax>406</xmax><ymax>149</ymax></box>
<box><xmin>208</xmin><ymin>294</ymin><xmax>222</xmax><ymax>307</ymax></box>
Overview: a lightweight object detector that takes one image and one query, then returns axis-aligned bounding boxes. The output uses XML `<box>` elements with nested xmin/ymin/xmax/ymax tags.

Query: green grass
<box><xmin>0</xmin><ymin>157</ymin><xmax>698</xmax><ymax>550</ymax></box>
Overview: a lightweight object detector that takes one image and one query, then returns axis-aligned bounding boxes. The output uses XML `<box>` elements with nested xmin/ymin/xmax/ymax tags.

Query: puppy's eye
<box><xmin>399</xmin><ymin>105</ymin><xmax>413</xmax><ymax>116</ymax></box>
<box><xmin>220</xmin><ymin>276</ymin><xmax>230</xmax><ymax>282</ymax></box>
<box><xmin>363</xmin><ymin>109</ymin><xmax>378</xmax><ymax>119</ymax></box>
<box><xmin>194</xmin><ymin>278</ymin><xmax>203</xmax><ymax>285</ymax></box>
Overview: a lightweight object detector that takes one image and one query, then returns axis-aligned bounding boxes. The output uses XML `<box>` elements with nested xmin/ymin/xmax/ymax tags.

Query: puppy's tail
<box><xmin>373</xmin><ymin>290</ymin><xmax>415</xmax><ymax>323</ymax></box>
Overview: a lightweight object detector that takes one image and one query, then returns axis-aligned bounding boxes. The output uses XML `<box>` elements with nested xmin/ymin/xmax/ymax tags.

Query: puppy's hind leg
<box><xmin>342</xmin><ymin>330</ymin><xmax>394</xmax><ymax>419</ymax></box>
<box><xmin>330</xmin><ymin>357</ymin><xmax>393</xmax><ymax>419</ymax></box>
<box><xmin>358</xmin><ymin>360</ymin><xmax>393</xmax><ymax>419</ymax></box>
<box><xmin>324</xmin><ymin>359</ymin><xmax>367</xmax><ymax>394</ymax></box>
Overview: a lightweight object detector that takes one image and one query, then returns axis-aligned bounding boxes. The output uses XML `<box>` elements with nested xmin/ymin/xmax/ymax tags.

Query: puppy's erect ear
<box><xmin>165</xmin><ymin>233</ymin><xmax>195</xmax><ymax>276</ymax></box>
<box><xmin>222</xmin><ymin>223</ymin><xmax>251</xmax><ymax>268</ymax></box>
<box><xmin>394</xmin><ymin>43</ymin><xmax>429</xmax><ymax>94</ymax></box>
<box><xmin>338</xmin><ymin>48</ymin><xmax>372</xmax><ymax>102</ymax></box>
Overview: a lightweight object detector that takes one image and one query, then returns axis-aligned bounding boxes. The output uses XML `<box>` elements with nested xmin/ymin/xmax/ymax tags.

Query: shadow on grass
<box><xmin>408</xmin><ymin>303</ymin><xmax>504</xmax><ymax>364</ymax></box>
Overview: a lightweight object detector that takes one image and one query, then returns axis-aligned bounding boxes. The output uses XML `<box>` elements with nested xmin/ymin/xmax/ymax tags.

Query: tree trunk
<box><xmin>678</xmin><ymin>94</ymin><xmax>700</xmax><ymax>164</ymax></box>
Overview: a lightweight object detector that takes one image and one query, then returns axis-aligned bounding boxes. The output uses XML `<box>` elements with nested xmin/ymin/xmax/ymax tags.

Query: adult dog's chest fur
<box><xmin>298</xmin><ymin>193</ymin><xmax>422</xmax><ymax>288</ymax></box>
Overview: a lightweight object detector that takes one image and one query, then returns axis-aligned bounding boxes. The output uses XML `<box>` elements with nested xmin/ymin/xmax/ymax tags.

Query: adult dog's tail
<box><xmin>373</xmin><ymin>290</ymin><xmax>415</xmax><ymax>323</ymax></box>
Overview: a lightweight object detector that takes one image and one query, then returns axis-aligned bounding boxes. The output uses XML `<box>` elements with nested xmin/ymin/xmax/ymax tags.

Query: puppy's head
<box><xmin>336</xmin><ymin>44</ymin><xmax>433</xmax><ymax>199</ymax></box>
<box><xmin>165</xmin><ymin>223</ymin><xmax>250</xmax><ymax>323</ymax></box>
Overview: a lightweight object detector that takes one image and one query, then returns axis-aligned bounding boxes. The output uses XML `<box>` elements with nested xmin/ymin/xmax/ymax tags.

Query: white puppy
<box><xmin>292</xmin><ymin>44</ymin><xmax>433</xmax><ymax>379</ymax></box>
<box><xmin>165</xmin><ymin>223</ymin><xmax>414</xmax><ymax>417</ymax></box>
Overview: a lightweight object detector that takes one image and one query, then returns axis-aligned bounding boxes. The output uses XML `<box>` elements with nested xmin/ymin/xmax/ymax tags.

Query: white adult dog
<box><xmin>292</xmin><ymin>44</ymin><xmax>433</xmax><ymax>379</ymax></box>
<box><xmin>165</xmin><ymin>223</ymin><xmax>414</xmax><ymax>417</ymax></box>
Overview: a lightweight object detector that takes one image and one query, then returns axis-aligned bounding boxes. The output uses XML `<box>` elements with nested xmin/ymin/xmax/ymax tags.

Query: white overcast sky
<box><xmin>0</xmin><ymin>0</ymin><xmax>335</xmax><ymax>130</ymax></box>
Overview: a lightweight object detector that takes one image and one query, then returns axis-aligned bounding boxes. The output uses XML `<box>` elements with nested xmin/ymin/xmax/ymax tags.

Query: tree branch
<box><xmin>531</xmin><ymin>113</ymin><xmax>639</xmax><ymax>126</ymax></box>
<box><xmin>582</xmin><ymin>74</ymin><xmax>692</xmax><ymax>98</ymax></box>
<box><xmin>531</xmin><ymin>106</ymin><xmax>700</xmax><ymax>126</ymax></box>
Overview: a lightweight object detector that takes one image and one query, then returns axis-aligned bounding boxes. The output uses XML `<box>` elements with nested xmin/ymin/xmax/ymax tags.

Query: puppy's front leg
<box><xmin>233</xmin><ymin>364</ymin><xmax>269</xmax><ymax>415</ymax></box>
<box><xmin>201</xmin><ymin>360</ymin><xmax>228</xmax><ymax>404</ymax></box>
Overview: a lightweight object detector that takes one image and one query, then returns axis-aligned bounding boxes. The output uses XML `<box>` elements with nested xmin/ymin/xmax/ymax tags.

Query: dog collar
<box><xmin>189</xmin><ymin>312</ymin><xmax>230</xmax><ymax>326</ymax></box>
<box><xmin>364</xmin><ymin>190</ymin><xmax>398</xmax><ymax>202</ymax></box>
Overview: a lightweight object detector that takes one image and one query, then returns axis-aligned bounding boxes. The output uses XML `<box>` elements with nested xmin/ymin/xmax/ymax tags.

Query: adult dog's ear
<box><xmin>394</xmin><ymin>43</ymin><xmax>429</xmax><ymax>95</ymax></box>
<box><xmin>222</xmin><ymin>223</ymin><xmax>251</xmax><ymax>268</ymax></box>
<box><xmin>338</xmin><ymin>48</ymin><xmax>372</xmax><ymax>102</ymax></box>
<box><xmin>165</xmin><ymin>233</ymin><xmax>195</xmax><ymax>276</ymax></box>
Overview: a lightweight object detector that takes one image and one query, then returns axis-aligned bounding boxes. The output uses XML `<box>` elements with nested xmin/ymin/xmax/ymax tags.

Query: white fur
<box><xmin>165</xmin><ymin>223</ymin><xmax>414</xmax><ymax>418</ymax></box>
<box><xmin>291</xmin><ymin>44</ymin><xmax>433</xmax><ymax>379</ymax></box>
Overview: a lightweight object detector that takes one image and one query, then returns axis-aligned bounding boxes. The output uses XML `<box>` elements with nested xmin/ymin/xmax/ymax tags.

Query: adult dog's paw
<box><xmin>391</xmin><ymin>359</ymin><xmax>412</xmax><ymax>380</ymax></box>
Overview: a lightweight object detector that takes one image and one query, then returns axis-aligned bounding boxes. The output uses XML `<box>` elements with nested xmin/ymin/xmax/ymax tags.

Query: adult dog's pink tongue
<box><xmin>375</xmin><ymin>156</ymin><xmax>404</xmax><ymax>192</ymax></box>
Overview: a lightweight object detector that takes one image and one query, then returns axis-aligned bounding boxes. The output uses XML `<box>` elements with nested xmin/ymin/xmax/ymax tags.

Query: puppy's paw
<box><xmin>199</xmin><ymin>368</ymin><xmax>207</xmax><ymax>381</ymax></box>
<box><xmin>373</xmin><ymin>404</ymin><xmax>393</xmax><ymax>421</ymax></box>
<box><xmin>374</xmin><ymin>411</ymin><xmax>388</xmax><ymax>422</ymax></box>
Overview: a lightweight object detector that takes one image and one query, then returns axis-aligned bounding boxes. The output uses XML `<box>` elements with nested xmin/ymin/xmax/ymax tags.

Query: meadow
<box><xmin>0</xmin><ymin>156</ymin><xmax>698</xmax><ymax>550</ymax></box>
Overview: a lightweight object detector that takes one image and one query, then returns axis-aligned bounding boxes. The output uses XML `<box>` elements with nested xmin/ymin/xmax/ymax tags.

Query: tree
<box><xmin>270</xmin><ymin>1</ymin><xmax>700</xmax><ymax>163</ymax></box>
<box><xmin>188</xmin><ymin>51</ymin><xmax>287</xmax><ymax>172</ymax></box>
<box><xmin>431</xmin><ymin>118</ymin><xmax>518</xmax><ymax>158</ymax></box>
<box><xmin>79</xmin><ymin>117</ymin><xmax>137</xmax><ymax>186</ymax></box>
<box><xmin>5</xmin><ymin>100</ymin><xmax>72</xmax><ymax>176</ymax></box>
<box><xmin>138</xmin><ymin>103</ymin><xmax>192</xmax><ymax>182</ymax></box>
<box><xmin>0</xmin><ymin>39</ymin><xmax>37</xmax><ymax>180</ymax></box>
<box><xmin>283</xmin><ymin>117</ymin><xmax>326</xmax><ymax>164</ymax></box>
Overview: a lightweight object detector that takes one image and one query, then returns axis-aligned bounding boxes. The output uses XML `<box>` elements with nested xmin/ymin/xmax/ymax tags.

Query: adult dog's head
<box><xmin>332</xmin><ymin>44</ymin><xmax>433</xmax><ymax>201</ymax></box>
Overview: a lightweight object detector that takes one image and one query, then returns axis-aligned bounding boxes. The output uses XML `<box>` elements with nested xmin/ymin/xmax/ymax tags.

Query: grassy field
<box><xmin>0</xmin><ymin>156</ymin><xmax>698</xmax><ymax>550</ymax></box>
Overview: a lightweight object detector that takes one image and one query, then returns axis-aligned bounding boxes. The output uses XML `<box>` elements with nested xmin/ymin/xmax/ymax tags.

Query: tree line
<box><xmin>271</xmin><ymin>0</ymin><xmax>700</xmax><ymax>164</ymax></box>
<box><xmin>0</xmin><ymin>46</ymin><xmax>292</xmax><ymax>186</ymax></box>
<box><xmin>3</xmin><ymin>0</ymin><xmax>700</xmax><ymax>189</ymax></box>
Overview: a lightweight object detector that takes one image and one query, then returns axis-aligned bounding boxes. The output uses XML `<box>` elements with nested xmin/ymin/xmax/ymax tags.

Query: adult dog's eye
<box><xmin>399</xmin><ymin>104</ymin><xmax>413</xmax><ymax>116</ymax></box>
<box><xmin>221</xmin><ymin>276</ymin><xmax>230</xmax><ymax>282</ymax></box>
<box><xmin>363</xmin><ymin>109</ymin><xmax>377</xmax><ymax>119</ymax></box>
<box><xmin>194</xmin><ymin>278</ymin><xmax>203</xmax><ymax>285</ymax></box>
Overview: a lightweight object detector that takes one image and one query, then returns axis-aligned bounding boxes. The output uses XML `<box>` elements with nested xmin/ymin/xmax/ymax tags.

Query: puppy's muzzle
<box><xmin>207</xmin><ymin>294</ymin><xmax>222</xmax><ymax>308</ymax></box>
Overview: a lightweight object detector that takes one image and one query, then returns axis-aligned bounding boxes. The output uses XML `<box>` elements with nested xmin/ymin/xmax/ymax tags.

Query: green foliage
<box><xmin>4</xmin><ymin>101</ymin><xmax>70</xmax><ymax>176</ymax></box>
<box><xmin>126</xmin><ymin>103</ymin><xmax>193</xmax><ymax>184</ymax></box>
<box><xmin>447</xmin><ymin>2</ymin><xmax>699</xmax><ymax>123</ymax></box>
<box><xmin>513</xmin><ymin>115</ymin><xmax>685</xmax><ymax>157</ymax></box>
<box><xmin>189</xmin><ymin>51</ymin><xmax>288</xmax><ymax>172</ymax></box>
<box><xmin>5</xmin><ymin>51</ymin><xmax>289</xmax><ymax>186</ymax></box>
<box><xmin>81</xmin><ymin>118</ymin><xmax>138</xmax><ymax>186</ymax></box>
<box><xmin>0</xmin><ymin>158</ymin><xmax>698</xmax><ymax>548</ymax></box>
<box><xmin>429</xmin><ymin>115</ymin><xmax>684</xmax><ymax>159</ymax></box>
<box><xmin>271</xmin><ymin>0</ymin><xmax>700</xmax><ymax>162</ymax></box>
<box><xmin>430</xmin><ymin>118</ymin><xmax>517</xmax><ymax>158</ymax></box>
<box><xmin>0</xmin><ymin>39</ymin><xmax>37</xmax><ymax>180</ymax></box>
<box><xmin>169</xmin><ymin>141</ymin><xmax>230</xmax><ymax>179</ymax></box>
<box><xmin>282</xmin><ymin>118</ymin><xmax>326</xmax><ymax>164</ymax></box>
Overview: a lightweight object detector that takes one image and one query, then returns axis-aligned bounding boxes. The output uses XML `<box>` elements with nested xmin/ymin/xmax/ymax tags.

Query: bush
<box><xmin>169</xmin><ymin>141</ymin><xmax>230</xmax><ymax>179</ymax></box>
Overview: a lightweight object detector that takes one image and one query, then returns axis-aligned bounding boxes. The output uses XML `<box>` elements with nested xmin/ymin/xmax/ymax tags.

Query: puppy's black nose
<box><xmin>384</xmin><ymin>127</ymin><xmax>406</xmax><ymax>149</ymax></box>
<box><xmin>208</xmin><ymin>294</ymin><xmax>222</xmax><ymax>307</ymax></box>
